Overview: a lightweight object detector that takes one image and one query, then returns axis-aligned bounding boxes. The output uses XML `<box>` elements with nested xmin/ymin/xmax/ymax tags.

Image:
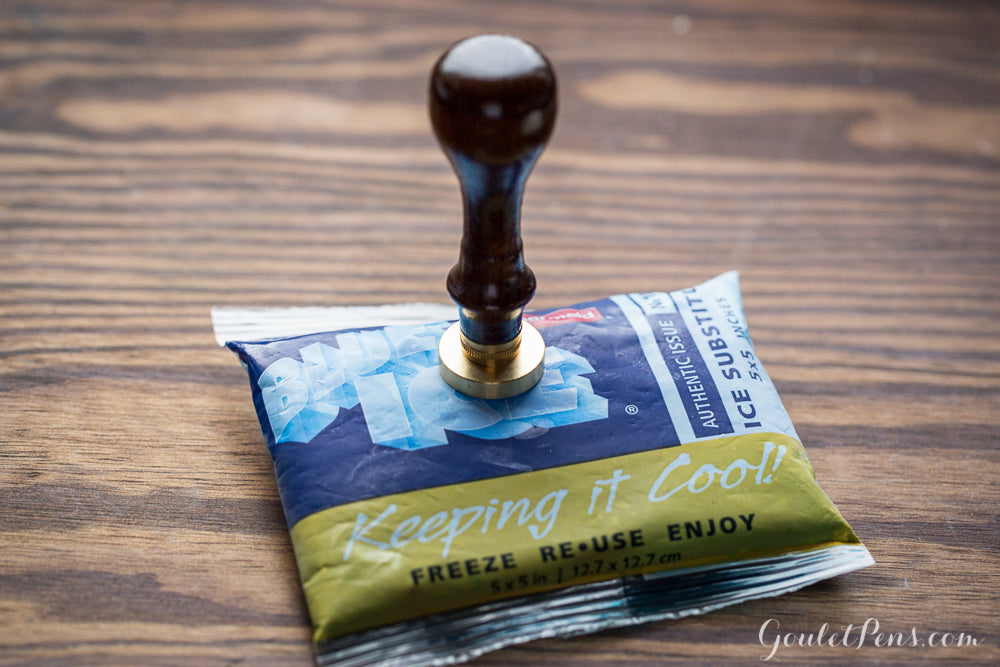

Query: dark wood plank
<box><xmin>1</xmin><ymin>0</ymin><xmax>998</xmax><ymax>664</ymax></box>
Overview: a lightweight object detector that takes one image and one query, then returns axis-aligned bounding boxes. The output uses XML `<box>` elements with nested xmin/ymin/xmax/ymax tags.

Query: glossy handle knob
<box><xmin>430</xmin><ymin>34</ymin><xmax>557</xmax><ymax>346</ymax></box>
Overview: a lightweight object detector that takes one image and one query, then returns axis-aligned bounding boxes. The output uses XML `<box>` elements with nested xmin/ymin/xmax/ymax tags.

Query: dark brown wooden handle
<box><xmin>430</xmin><ymin>34</ymin><xmax>557</xmax><ymax>345</ymax></box>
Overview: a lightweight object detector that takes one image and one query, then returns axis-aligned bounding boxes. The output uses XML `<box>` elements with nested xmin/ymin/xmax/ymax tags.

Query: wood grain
<box><xmin>1</xmin><ymin>0</ymin><xmax>998</xmax><ymax>664</ymax></box>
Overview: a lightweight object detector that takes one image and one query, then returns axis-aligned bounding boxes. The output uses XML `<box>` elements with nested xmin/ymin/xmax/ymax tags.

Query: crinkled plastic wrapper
<box><xmin>214</xmin><ymin>272</ymin><xmax>872</xmax><ymax>666</ymax></box>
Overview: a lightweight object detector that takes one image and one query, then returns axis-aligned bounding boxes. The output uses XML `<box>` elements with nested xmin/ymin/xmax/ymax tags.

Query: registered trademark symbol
<box><xmin>625</xmin><ymin>404</ymin><xmax>639</xmax><ymax>415</ymax></box>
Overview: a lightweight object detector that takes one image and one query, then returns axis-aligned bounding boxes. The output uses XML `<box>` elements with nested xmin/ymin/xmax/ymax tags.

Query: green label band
<box><xmin>291</xmin><ymin>432</ymin><xmax>860</xmax><ymax>642</ymax></box>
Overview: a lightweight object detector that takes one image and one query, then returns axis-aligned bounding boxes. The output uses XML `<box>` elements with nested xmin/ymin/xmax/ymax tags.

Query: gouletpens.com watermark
<box><xmin>759</xmin><ymin>617</ymin><xmax>985</xmax><ymax>661</ymax></box>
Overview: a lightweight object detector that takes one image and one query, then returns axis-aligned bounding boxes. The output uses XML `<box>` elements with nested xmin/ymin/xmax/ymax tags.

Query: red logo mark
<box><xmin>525</xmin><ymin>307</ymin><xmax>603</xmax><ymax>330</ymax></box>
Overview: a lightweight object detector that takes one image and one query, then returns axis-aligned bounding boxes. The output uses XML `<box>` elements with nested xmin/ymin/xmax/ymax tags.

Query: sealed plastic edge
<box><xmin>315</xmin><ymin>544</ymin><xmax>874</xmax><ymax>667</ymax></box>
<box><xmin>210</xmin><ymin>303</ymin><xmax>457</xmax><ymax>346</ymax></box>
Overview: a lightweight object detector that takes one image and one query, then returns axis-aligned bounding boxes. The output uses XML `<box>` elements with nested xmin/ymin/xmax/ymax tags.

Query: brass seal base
<box><xmin>438</xmin><ymin>322</ymin><xmax>545</xmax><ymax>399</ymax></box>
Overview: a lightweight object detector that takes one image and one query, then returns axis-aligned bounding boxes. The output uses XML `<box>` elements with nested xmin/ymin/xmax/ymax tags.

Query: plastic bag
<box><xmin>214</xmin><ymin>272</ymin><xmax>872</xmax><ymax>666</ymax></box>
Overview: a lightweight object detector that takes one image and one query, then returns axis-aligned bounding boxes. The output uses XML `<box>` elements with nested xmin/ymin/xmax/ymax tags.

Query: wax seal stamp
<box><xmin>430</xmin><ymin>34</ymin><xmax>556</xmax><ymax>399</ymax></box>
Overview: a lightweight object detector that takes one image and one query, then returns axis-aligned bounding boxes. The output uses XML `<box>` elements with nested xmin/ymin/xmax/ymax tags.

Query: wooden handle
<box><xmin>430</xmin><ymin>34</ymin><xmax>557</xmax><ymax>345</ymax></box>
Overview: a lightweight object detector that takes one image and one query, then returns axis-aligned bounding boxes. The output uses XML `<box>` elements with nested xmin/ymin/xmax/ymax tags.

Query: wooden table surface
<box><xmin>2</xmin><ymin>1</ymin><xmax>998</xmax><ymax>665</ymax></box>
